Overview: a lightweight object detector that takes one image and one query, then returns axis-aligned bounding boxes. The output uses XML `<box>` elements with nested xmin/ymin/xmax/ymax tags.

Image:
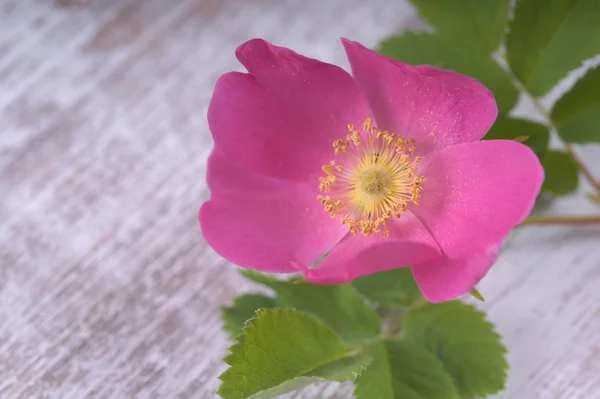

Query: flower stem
<box><xmin>380</xmin><ymin>296</ymin><xmax>428</xmax><ymax>339</ymax></box>
<box><xmin>521</xmin><ymin>215</ymin><xmax>600</xmax><ymax>225</ymax></box>
<box><xmin>496</xmin><ymin>52</ymin><xmax>600</xmax><ymax>196</ymax></box>
<box><xmin>527</xmin><ymin>85</ymin><xmax>600</xmax><ymax>195</ymax></box>
<box><xmin>380</xmin><ymin>313</ymin><xmax>405</xmax><ymax>339</ymax></box>
<box><xmin>565</xmin><ymin>143</ymin><xmax>600</xmax><ymax>192</ymax></box>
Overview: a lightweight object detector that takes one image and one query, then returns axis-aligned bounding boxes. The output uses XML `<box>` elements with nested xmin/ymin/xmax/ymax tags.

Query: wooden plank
<box><xmin>0</xmin><ymin>0</ymin><xmax>599</xmax><ymax>398</ymax></box>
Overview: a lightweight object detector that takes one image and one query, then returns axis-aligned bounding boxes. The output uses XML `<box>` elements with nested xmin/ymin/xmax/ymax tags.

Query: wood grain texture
<box><xmin>1</xmin><ymin>1</ymin><xmax>599</xmax><ymax>398</ymax></box>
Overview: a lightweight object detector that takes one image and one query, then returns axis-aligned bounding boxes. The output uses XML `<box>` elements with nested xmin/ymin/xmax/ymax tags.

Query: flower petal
<box><xmin>411</xmin><ymin>247</ymin><xmax>500</xmax><ymax>303</ymax></box>
<box><xmin>341</xmin><ymin>38</ymin><xmax>498</xmax><ymax>155</ymax></box>
<box><xmin>200</xmin><ymin>151</ymin><xmax>347</xmax><ymax>273</ymax></box>
<box><xmin>413</xmin><ymin>139</ymin><xmax>544</xmax><ymax>261</ymax></box>
<box><xmin>208</xmin><ymin>39</ymin><xmax>372</xmax><ymax>181</ymax></box>
<box><xmin>295</xmin><ymin>212</ymin><xmax>441</xmax><ymax>283</ymax></box>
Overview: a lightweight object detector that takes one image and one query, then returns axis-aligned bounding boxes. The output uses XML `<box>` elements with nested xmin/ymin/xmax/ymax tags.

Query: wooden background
<box><xmin>1</xmin><ymin>0</ymin><xmax>599</xmax><ymax>398</ymax></box>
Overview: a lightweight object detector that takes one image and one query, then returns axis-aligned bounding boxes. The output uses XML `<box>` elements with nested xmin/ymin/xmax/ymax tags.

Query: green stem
<box><xmin>530</xmin><ymin>95</ymin><xmax>553</xmax><ymax>125</ymax></box>
<box><xmin>380</xmin><ymin>296</ymin><xmax>428</xmax><ymax>339</ymax></box>
<box><xmin>380</xmin><ymin>313</ymin><xmax>405</xmax><ymax>340</ymax></box>
<box><xmin>521</xmin><ymin>215</ymin><xmax>600</xmax><ymax>225</ymax></box>
<box><xmin>496</xmin><ymin>51</ymin><xmax>600</xmax><ymax>194</ymax></box>
<box><xmin>565</xmin><ymin>143</ymin><xmax>600</xmax><ymax>192</ymax></box>
<box><xmin>521</xmin><ymin>74</ymin><xmax>600</xmax><ymax>195</ymax></box>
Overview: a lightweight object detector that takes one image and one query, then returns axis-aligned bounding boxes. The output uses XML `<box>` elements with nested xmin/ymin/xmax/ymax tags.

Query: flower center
<box><xmin>360</xmin><ymin>169</ymin><xmax>390</xmax><ymax>196</ymax></box>
<box><xmin>317</xmin><ymin>118</ymin><xmax>425</xmax><ymax>237</ymax></box>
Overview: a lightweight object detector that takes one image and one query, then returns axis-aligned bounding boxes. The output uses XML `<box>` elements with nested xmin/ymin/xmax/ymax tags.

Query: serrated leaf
<box><xmin>484</xmin><ymin>117</ymin><xmax>550</xmax><ymax>157</ymax></box>
<box><xmin>354</xmin><ymin>339</ymin><xmax>459</xmax><ymax>399</ymax></box>
<box><xmin>410</xmin><ymin>0</ymin><xmax>509</xmax><ymax>53</ymax></box>
<box><xmin>248</xmin><ymin>354</ymin><xmax>370</xmax><ymax>399</ymax></box>
<box><xmin>506</xmin><ymin>0</ymin><xmax>600</xmax><ymax>96</ymax></box>
<box><xmin>242</xmin><ymin>270</ymin><xmax>380</xmax><ymax>346</ymax></box>
<box><xmin>402</xmin><ymin>301</ymin><xmax>508</xmax><ymax>398</ymax></box>
<box><xmin>354</xmin><ymin>341</ymin><xmax>394</xmax><ymax>399</ymax></box>
<box><xmin>541</xmin><ymin>150</ymin><xmax>579</xmax><ymax>196</ymax></box>
<box><xmin>221</xmin><ymin>294</ymin><xmax>277</xmax><ymax>338</ymax></box>
<box><xmin>378</xmin><ymin>32</ymin><xmax>518</xmax><ymax>113</ymax></box>
<box><xmin>551</xmin><ymin>66</ymin><xmax>600</xmax><ymax>143</ymax></box>
<box><xmin>218</xmin><ymin>309</ymin><xmax>370</xmax><ymax>399</ymax></box>
<box><xmin>352</xmin><ymin>268</ymin><xmax>422</xmax><ymax>307</ymax></box>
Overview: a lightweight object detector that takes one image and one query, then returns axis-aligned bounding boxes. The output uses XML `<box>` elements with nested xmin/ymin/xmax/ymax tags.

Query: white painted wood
<box><xmin>0</xmin><ymin>0</ymin><xmax>599</xmax><ymax>398</ymax></box>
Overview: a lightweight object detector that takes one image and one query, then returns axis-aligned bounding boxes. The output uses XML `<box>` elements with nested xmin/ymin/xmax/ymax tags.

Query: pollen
<box><xmin>317</xmin><ymin>118</ymin><xmax>425</xmax><ymax>237</ymax></box>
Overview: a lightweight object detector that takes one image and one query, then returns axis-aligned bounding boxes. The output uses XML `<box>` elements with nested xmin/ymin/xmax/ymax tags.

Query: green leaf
<box><xmin>221</xmin><ymin>294</ymin><xmax>277</xmax><ymax>338</ymax></box>
<box><xmin>354</xmin><ymin>341</ymin><xmax>394</xmax><ymax>399</ymax></box>
<box><xmin>352</xmin><ymin>268</ymin><xmax>422</xmax><ymax>307</ymax></box>
<box><xmin>242</xmin><ymin>270</ymin><xmax>380</xmax><ymax>346</ymax></box>
<box><xmin>218</xmin><ymin>309</ymin><xmax>370</xmax><ymax>399</ymax></box>
<box><xmin>469</xmin><ymin>288</ymin><xmax>486</xmax><ymax>302</ymax></box>
<box><xmin>541</xmin><ymin>150</ymin><xmax>579</xmax><ymax>196</ymax></box>
<box><xmin>506</xmin><ymin>0</ymin><xmax>600</xmax><ymax>96</ymax></box>
<box><xmin>248</xmin><ymin>354</ymin><xmax>371</xmax><ymax>399</ymax></box>
<box><xmin>354</xmin><ymin>339</ymin><xmax>459</xmax><ymax>399</ymax></box>
<box><xmin>410</xmin><ymin>0</ymin><xmax>509</xmax><ymax>53</ymax></box>
<box><xmin>513</xmin><ymin>135</ymin><xmax>531</xmax><ymax>143</ymax></box>
<box><xmin>402</xmin><ymin>301</ymin><xmax>508</xmax><ymax>398</ymax></box>
<box><xmin>551</xmin><ymin>66</ymin><xmax>600</xmax><ymax>143</ymax></box>
<box><xmin>484</xmin><ymin>117</ymin><xmax>550</xmax><ymax>156</ymax></box>
<box><xmin>240</xmin><ymin>269</ymin><xmax>279</xmax><ymax>285</ymax></box>
<box><xmin>587</xmin><ymin>193</ymin><xmax>600</xmax><ymax>207</ymax></box>
<box><xmin>378</xmin><ymin>32</ymin><xmax>518</xmax><ymax>113</ymax></box>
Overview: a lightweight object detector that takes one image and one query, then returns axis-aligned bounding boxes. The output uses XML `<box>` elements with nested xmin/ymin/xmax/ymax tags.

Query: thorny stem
<box><xmin>521</xmin><ymin>215</ymin><xmax>600</xmax><ymax>225</ymax></box>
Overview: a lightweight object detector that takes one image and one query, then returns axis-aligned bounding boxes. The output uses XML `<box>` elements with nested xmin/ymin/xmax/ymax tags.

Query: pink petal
<box><xmin>295</xmin><ymin>213</ymin><xmax>441</xmax><ymax>283</ymax></box>
<box><xmin>411</xmin><ymin>247</ymin><xmax>500</xmax><ymax>303</ymax></box>
<box><xmin>208</xmin><ymin>39</ymin><xmax>372</xmax><ymax>182</ymax></box>
<box><xmin>200</xmin><ymin>151</ymin><xmax>347</xmax><ymax>273</ymax></box>
<box><xmin>410</xmin><ymin>140</ymin><xmax>543</xmax><ymax>292</ymax></box>
<box><xmin>341</xmin><ymin>38</ymin><xmax>498</xmax><ymax>155</ymax></box>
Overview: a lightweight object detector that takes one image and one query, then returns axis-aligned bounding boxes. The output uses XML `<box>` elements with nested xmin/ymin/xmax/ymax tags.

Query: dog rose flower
<box><xmin>200</xmin><ymin>38</ymin><xmax>543</xmax><ymax>302</ymax></box>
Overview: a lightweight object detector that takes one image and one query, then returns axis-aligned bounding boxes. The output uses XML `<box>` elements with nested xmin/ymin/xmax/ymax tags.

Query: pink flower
<box><xmin>200</xmin><ymin>38</ymin><xmax>543</xmax><ymax>302</ymax></box>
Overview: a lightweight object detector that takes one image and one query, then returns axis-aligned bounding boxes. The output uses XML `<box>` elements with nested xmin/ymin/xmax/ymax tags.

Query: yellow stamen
<box><xmin>317</xmin><ymin>118</ymin><xmax>425</xmax><ymax>237</ymax></box>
